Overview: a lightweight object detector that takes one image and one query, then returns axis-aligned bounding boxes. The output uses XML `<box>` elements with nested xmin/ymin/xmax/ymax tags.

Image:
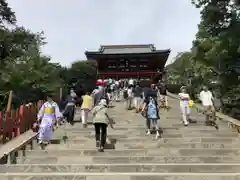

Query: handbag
<box><xmin>188</xmin><ymin>100</ymin><xmax>194</xmax><ymax>108</ymax></box>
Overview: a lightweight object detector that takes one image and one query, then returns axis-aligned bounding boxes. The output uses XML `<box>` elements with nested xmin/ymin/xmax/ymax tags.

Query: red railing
<box><xmin>0</xmin><ymin>88</ymin><xmax>62</xmax><ymax>145</ymax></box>
<box><xmin>0</xmin><ymin>100</ymin><xmax>44</xmax><ymax>144</ymax></box>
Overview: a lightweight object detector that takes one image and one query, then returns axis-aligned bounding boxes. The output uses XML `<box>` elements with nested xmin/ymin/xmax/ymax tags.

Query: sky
<box><xmin>7</xmin><ymin>0</ymin><xmax>200</xmax><ymax>66</ymax></box>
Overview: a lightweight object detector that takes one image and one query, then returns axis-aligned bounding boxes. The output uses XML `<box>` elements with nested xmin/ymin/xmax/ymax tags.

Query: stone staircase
<box><xmin>1</xmin><ymin>97</ymin><xmax>240</xmax><ymax>179</ymax></box>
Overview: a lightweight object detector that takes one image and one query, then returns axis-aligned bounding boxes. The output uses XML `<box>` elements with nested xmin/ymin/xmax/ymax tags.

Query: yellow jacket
<box><xmin>81</xmin><ymin>95</ymin><xmax>93</xmax><ymax>109</ymax></box>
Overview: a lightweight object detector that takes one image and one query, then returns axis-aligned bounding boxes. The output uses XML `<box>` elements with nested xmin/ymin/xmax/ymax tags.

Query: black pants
<box><xmin>64</xmin><ymin>105</ymin><xmax>75</xmax><ymax>123</ymax></box>
<box><xmin>94</xmin><ymin>123</ymin><xmax>107</xmax><ymax>147</ymax></box>
<box><xmin>146</xmin><ymin>119</ymin><xmax>159</xmax><ymax>130</ymax></box>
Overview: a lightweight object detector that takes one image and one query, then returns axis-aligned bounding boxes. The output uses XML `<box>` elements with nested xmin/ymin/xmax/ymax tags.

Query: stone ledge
<box><xmin>1</xmin><ymin>163</ymin><xmax>240</xmax><ymax>173</ymax></box>
<box><xmin>0</xmin><ymin>172</ymin><xmax>240</xmax><ymax>180</ymax></box>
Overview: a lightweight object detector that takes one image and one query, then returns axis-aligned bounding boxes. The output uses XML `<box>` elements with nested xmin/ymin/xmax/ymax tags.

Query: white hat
<box><xmin>180</xmin><ymin>86</ymin><xmax>186</xmax><ymax>92</ymax></box>
<box><xmin>99</xmin><ymin>99</ymin><xmax>107</xmax><ymax>106</ymax></box>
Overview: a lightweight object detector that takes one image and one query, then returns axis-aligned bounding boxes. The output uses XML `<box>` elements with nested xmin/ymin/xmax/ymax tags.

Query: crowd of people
<box><xmin>35</xmin><ymin>78</ymin><xmax>218</xmax><ymax>151</ymax></box>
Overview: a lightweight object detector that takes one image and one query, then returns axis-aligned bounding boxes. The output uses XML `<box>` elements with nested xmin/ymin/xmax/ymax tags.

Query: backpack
<box><xmin>147</xmin><ymin>97</ymin><xmax>158</xmax><ymax>119</ymax></box>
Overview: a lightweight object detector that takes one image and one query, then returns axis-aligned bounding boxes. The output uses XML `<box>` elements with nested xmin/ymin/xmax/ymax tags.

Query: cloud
<box><xmin>7</xmin><ymin>0</ymin><xmax>200</xmax><ymax>66</ymax></box>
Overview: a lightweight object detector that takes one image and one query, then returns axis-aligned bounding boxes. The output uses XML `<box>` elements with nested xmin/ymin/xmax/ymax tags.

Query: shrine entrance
<box><xmin>85</xmin><ymin>44</ymin><xmax>170</xmax><ymax>82</ymax></box>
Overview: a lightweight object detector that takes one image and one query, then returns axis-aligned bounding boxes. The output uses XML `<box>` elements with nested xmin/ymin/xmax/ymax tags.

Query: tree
<box><xmin>192</xmin><ymin>0</ymin><xmax>240</xmax><ymax>105</ymax></box>
<box><xmin>0</xmin><ymin>0</ymin><xmax>16</xmax><ymax>25</ymax></box>
<box><xmin>168</xmin><ymin>0</ymin><xmax>240</xmax><ymax>113</ymax></box>
<box><xmin>0</xmin><ymin>1</ymin><xmax>98</xmax><ymax>110</ymax></box>
<box><xmin>66</xmin><ymin>60</ymin><xmax>97</xmax><ymax>92</ymax></box>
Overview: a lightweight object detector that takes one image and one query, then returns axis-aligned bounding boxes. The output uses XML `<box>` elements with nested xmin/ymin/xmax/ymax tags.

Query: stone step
<box><xmin>60</xmin><ymin>127</ymin><xmax>234</xmax><ymax>132</ymax></box>
<box><xmin>18</xmin><ymin>155</ymin><xmax>240</xmax><ymax>164</ymax></box>
<box><xmin>71</xmin><ymin>136</ymin><xmax>238</xmax><ymax>142</ymax></box>
<box><xmin>2</xmin><ymin>164</ymin><xmax>240</xmax><ymax>173</ymax></box>
<box><xmin>59</xmin><ymin>137</ymin><xmax>238</xmax><ymax>144</ymax></box>
<box><xmin>80</xmin><ymin>156</ymin><xmax>240</xmax><ymax>164</ymax></box>
<box><xmin>61</xmin><ymin>126</ymin><xmax>232</xmax><ymax>131</ymax></box>
<box><xmin>22</xmin><ymin>149</ymin><xmax>240</xmax><ymax>157</ymax></box>
<box><xmin>75</xmin><ymin>119</ymin><xmax>225</xmax><ymax>126</ymax></box>
<box><xmin>0</xmin><ymin>172</ymin><xmax>239</xmax><ymax>180</ymax></box>
<box><xmin>46</xmin><ymin>142</ymin><xmax>240</xmax><ymax>149</ymax></box>
<box><xmin>63</xmin><ymin>132</ymin><xmax>238</xmax><ymax>138</ymax></box>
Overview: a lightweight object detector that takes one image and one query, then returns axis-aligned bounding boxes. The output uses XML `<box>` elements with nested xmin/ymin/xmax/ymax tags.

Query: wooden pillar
<box><xmin>6</xmin><ymin>91</ymin><xmax>13</xmax><ymax>112</ymax></box>
<box><xmin>59</xmin><ymin>88</ymin><xmax>63</xmax><ymax>100</ymax></box>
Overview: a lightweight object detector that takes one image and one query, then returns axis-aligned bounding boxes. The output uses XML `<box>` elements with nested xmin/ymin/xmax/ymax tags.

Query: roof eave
<box><xmin>85</xmin><ymin>49</ymin><xmax>171</xmax><ymax>58</ymax></box>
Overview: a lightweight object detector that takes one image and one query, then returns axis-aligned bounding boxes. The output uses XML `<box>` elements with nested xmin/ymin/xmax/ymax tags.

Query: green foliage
<box><xmin>0</xmin><ymin>2</ymin><xmax>97</xmax><ymax>110</ymax></box>
<box><xmin>0</xmin><ymin>0</ymin><xmax>16</xmax><ymax>25</ymax></box>
<box><xmin>167</xmin><ymin>0</ymin><xmax>240</xmax><ymax>113</ymax></box>
<box><xmin>66</xmin><ymin>60</ymin><xmax>97</xmax><ymax>87</ymax></box>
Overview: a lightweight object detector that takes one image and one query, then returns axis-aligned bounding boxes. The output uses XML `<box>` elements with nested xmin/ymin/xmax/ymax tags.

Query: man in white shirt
<box><xmin>199</xmin><ymin>86</ymin><xmax>216</xmax><ymax>125</ymax></box>
<box><xmin>114</xmin><ymin>80</ymin><xmax>120</xmax><ymax>101</ymax></box>
<box><xmin>126</xmin><ymin>86</ymin><xmax>133</xmax><ymax>110</ymax></box>
<box><xmin>128</xmin><ymin>78</ymin><xmax>134</xmax><ymax>86</ymax></box>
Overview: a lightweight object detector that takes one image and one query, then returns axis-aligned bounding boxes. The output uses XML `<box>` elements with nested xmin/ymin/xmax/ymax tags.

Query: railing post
<box><xmin>60</xmin><ymin>87</ymin><xmax>63</xmax><ymax>100</ymax></box>
<box><xmin>17</xmin><ymin>105</ymin><xmax>24</xmax><ymax>136</ymax></box>
<box><xmin>6</xmin><ymin>91</ymin><xmax>13</xmax><ymax>113</ymax></box>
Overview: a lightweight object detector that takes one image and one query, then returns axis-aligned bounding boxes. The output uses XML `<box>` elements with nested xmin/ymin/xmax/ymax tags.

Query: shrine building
<box><xmin>85</xmin><ymin>44</ymin><xmax>170</xmax><ymax>80</ymax></box>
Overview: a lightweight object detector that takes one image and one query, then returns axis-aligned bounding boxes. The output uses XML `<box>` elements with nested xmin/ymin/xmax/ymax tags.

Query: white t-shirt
<box><xmin>199</xmin><ymin>90</ymin><xmax>213</xmax><ymax>106</ymax></box>
<box><xmin>115</xmin><ymin>81</ymin><xmax>119</xmax><ymax>86</ymax></box>
<box><xmin>179</xmin><ymin>93</ymin><xmax>190</xmax><ymax>106</ymax></box>
<box><xmin>70</xmin><ymin>91</ymin><xmax>77</xmax><ymax>98</ymax></box>
<box><xmin>110</xmin><ymin>84</ymin><xmax>115</xmax><ymax>90</ymax></box>
<box><xmin>127</xmin><ymin>88</ymin><xmax>133</xmax><ymax>97</ymax></box>
<box><xmin>108</xmin><ymin>78</ymin><xmax>113</xmax><ymax>84</ymax></box>
<box><xmin>128</xmin><ymin>79</ymin><xmax>134</xmax><ymax>85</ymax></box>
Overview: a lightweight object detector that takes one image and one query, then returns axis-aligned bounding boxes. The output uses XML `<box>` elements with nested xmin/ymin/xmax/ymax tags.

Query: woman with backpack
<box><xmin>141</xmin><ymin>95</ymin><xmax>161</xmax><ymax>139</ymax></box>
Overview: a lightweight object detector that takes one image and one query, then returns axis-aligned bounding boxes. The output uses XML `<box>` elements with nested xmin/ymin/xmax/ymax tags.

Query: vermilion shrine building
<box><xmin>85</xmin><ymin>44</ymin><xmax>170</xmax><ymax>80</ymax></box>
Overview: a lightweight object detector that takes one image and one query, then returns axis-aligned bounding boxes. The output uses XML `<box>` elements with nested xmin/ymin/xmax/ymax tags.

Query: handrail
<box><xmin>0</xmin><ymin>119</ymin><xmax>63</xmax><ymax>164</ymax></box>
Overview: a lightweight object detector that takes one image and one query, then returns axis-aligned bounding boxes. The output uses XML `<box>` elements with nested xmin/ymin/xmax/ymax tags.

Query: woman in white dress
<box><xmin>179</xmin><ymin>86</ymin><xmax>191</xmax><ymax>126</ymax></box>
<box><xmin>37</xmin><ymin>94</ymin><xmax>62</xmax><ymax>148</ymax></box>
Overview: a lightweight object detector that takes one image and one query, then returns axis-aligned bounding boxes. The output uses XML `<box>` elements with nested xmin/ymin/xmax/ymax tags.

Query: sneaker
<box><xmin>42</xmin><ymin>141</ymin><xmax>49</xmax><ymax>145</ymax></box>
<box><xmin>98</xmin><ymin>146</ymin><xmax>104</xmax><ymax>152</ymax></box>
<box><xmin>39</xmin><ymin>142</ymin><xmax>46</xmax><ymax>150</ymax></box>
<box><xmin>155</xmin><ymin>131</ymin><xmax>160</xmax><ymax>139</ymax></box>
<box><xmin>96</xmin><ymin>141</ymin><xmax>100</xmax><ymax>148</ymax></box>
<box><xmin>214</xmin><ymin>124</ymin><xmax>219</xmax><ymax>130</ymax></box>
<box><xmin>211</xmin><ymin>121</ymin><xmax>219</xmax><ymax>130</ymax></box>
<box><xmin>146</xmin><ymin>130</ymin><xmax>151</xmax><ymax>135</ymax></box>
<box><xmin>183</xmin><ymin>121</ymin><xmax>189</xmax><ymax>126</ymax></box>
